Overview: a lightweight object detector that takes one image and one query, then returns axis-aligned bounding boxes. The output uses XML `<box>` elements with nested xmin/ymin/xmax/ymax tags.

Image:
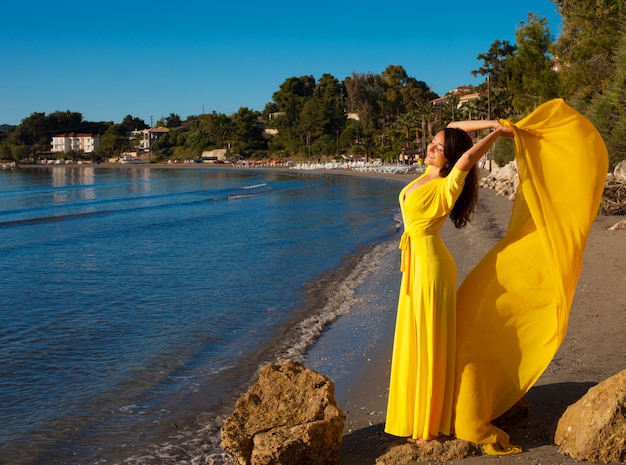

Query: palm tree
<box><xmin>395</xmin><ymin>111</ymin><xmax>420</xmax><ymax>151</ymax></box>
<box><xmin>415</xmin><ymin>102</ymin><xmax>437</xmax><ymax>154</ymax></box>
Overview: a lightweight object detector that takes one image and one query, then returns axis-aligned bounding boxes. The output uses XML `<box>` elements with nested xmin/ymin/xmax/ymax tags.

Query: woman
<box><xmin>385</xmin><ymin>121</ymin><xmax>512</xmax><ymax>442</ymax></box>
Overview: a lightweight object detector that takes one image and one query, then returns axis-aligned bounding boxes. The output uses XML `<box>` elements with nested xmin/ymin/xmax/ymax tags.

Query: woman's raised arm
<box><xmin>452</xmin><ymin>122</ymin><xmax>514</xmax><ymax>172</ymax></box>
<box><xmin>448</xmin><ymin>120</ymin><xmax>503</xmax><ymax>133</ymax></box>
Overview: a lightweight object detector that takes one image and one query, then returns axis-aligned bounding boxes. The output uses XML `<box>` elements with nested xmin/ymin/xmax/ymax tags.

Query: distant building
<box><xmin>201</xmin><ymin>148</ymin><xmax>228</xmax><ymax>163</ymax></box>
<box><xmin>268</xmin><ymin>112</ymin><xmax>285</xmax><ymax>120</ymax></box>
<box><xmin>128</xmin><ymin>126</ymin><xmax>171</xmax><ymax>151</ymax></box>
<box><xmin>430</xmin><ymin>85</ymin><xmax>484</xmax><ymax>107</ymax></box>
<box><xmin>143</xmin><ymin>127</ymin><xmax>170</xmax><ymax>149</ymax></box>
<box><xmin>148</xmin><ymin>126</ymin><xmax>169</xmax><ymax>141</ymax></box>
<box><xmin>51</xmin><ymin>133</ymin><xmax>100</xmax><ymax>153</ymax></box>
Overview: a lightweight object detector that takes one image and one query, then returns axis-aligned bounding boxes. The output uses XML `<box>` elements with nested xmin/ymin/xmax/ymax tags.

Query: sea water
<box><xmin>0</xmin><ymin>165</ymin><xmax>403</xmax><ymax>464</ymax></box>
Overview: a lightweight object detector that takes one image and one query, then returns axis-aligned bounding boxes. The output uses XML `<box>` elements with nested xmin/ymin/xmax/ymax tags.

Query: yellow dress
<box><xmin>385</xmin><ymin>165</ymin><xmax>468</xmax><ymax>439</ymax></box>
<box><xmin>453</xmin><ymin>99</ymin><xmax>608</xmax><ymax>453</ymax></box>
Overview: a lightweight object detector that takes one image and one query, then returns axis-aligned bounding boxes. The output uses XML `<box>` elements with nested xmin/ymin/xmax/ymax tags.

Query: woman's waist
<box><xmin>399</xmin><ymin>230</ymin><xmax>442</xmax><ymax>252</ymax></box>
<box><xmin>401</xmin><ymin>229</ymin><xmax>440</xmax><ymax>237</ymax></box>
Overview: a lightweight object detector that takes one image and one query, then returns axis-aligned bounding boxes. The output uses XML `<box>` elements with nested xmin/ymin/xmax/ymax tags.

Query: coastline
<box><xmin>10</xmin><ymin>163</ymin><xmax>625</xmax><ymax>464</ymax></box>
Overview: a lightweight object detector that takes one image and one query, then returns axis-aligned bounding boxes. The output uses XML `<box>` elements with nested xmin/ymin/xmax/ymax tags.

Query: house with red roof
<box><xmin>51</xmin><ymin>132</ymin><xmax>100</xmax><ymax>153</ymax></box>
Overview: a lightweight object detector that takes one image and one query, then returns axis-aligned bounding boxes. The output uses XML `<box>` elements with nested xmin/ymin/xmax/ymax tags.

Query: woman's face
<box><xmin>426</xmin><ymin>131</ymin><xmax>447</xmax><ymax>168</ymax></box>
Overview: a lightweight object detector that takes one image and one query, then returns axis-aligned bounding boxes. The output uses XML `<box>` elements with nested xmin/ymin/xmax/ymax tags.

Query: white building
<box><xmin>51</xmin><ymin>133</ymin><xmax>100</xmax><ymax>153</ymax></box>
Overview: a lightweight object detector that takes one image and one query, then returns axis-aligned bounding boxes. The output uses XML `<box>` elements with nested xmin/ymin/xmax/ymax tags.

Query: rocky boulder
<box><xmin>479</xmin><ymin>161</ymin><xmax>519</xmax><ymax>200</ymax></box>
<box><xmin>220</xmin><ymin>359</ymin><xmax>345</xmax><ymax>465</ymax></box>
<box><xmin>554</xmin><ymin>369</ymin><xmax>626</xmax><ymax>463</ymax></box>
<box><xmin>375</xmin><ymin>437</ymin><xmax>480</xmax><ymax>465</ymax></box>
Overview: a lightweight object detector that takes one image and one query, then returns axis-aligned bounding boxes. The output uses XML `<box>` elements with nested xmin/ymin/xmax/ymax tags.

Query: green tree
<box><xmin>10</xmin><ymin>112</ymin><xmax>50</xmax><ymax>146</ymax></box>
<box><xmin>184</xmin><ymin>116</ymin><xmax>212</xmax><ymax>156</ymax></box>
<box><xmin>380</xmin><ymin>65</ymin><xmax>411</xmax><ymax>121</ymax></box>
<box><xmin>510</xmin><ymin>13</ymin><xmax>560</xmax><ymax>115</ymax></box>
<box><xmin>11</xmin><ymin>145</ymin><xmax>31</xmax><ymax>163</ymax></box>
<box><xmin>461</xmin><ymin>95</ymin><xmax>490</xmax><ymax>120</ymax></box>
<box><xmin>585</xmin><ymin>30</ymin><xmax>626</xmax><ymax>169</ymax></box>
<box><xmin>395</xmin><ymin>111</ymin><xmax>420</xmax><ymax>152</ymax></box>
<box><xmin>311</xmin><ymin>73</ymin><xmax>345</xmax><ymax>135</ymax></box>
<box><xmin>379</xmin><ymin>65</ymin><xmax>438</xmax><ymax>123</ymax></box>
<box><xmin>414</xmin><ymin>101</ymin><xmax>437</xmax><ymax>154</ymax></box>
<box><xmin>472</xmin><ymin>39</ymin><xmax>517</xmax><ymax>118</ymax></box>
<box><xmin>47</xmin><ymin>110</ymin><xmax>84</xmax><ymax>132</ymax></box>
<box><xmin>120</xmin><ymin>115</ymin><xmax>149</xmax><ymax>132</ymax></box>
<box><xmin>298</xmin><ymin>73</ymin><xmax>346</xmax><ymax>154</ymax></box>
<box><xmin>204</xmin><ymin>111</ymin><xmax>232</xmax><ymax>146</ymax></box>
<box><xmin>344</xmin><ymin>72</ymin><xmax>383</xmax><ymax>132</ymax></box>
<box><xmin>230</xmin><ymin>107</ymin><xmax>265</xmax><ymax>157</ymax></box>
<box><xmin>552</xmin><ymin>0</ymin><xmax>625</xmax><ymax>103</ymax></box>
<box><xmin>0</xmin><ymin>143</ymin><xmax>12</xmax><ymax>161</ymax></box>
<box><xmin>98</xmin><ymin>124</ymin><xmax>131</xmax><ymax>159</ymax></box>
<box><xmin>339</xmin><ymin>122</ymin><xmax>363</xmax><ymax>157</ymax></box>
<box><xmin>271</xmin><ymin>75</ymin><xmax>315</xmax><ymax>140</ymax></box>
<box><xmin>150</xmin><ymin>133</ymin><xmax>172</xmax><ymax>160</ymax></box>
<box><xmin>164</xmin><ymin>113</ymin><xmax>183</xmax><ymax>128</ymax></box>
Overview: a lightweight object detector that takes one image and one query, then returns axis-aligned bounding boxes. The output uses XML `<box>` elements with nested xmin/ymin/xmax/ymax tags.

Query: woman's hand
<box><xmin>493</xmin><ymin>122</ymin><xmax>514</xmax><ymax>138</ymax></box>
<box><xmin>455</xmin><ymin>123</ymin><xmax>513</xmax><ymax>171</ymax></box>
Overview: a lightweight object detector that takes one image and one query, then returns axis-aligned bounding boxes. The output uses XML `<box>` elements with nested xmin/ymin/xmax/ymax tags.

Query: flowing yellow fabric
<box><xmin>385</xmin><ymin>166</ymin><xmax>468</xmax><ymax>440</ymax></box>
<box><xmin>453</xmin><ymin>99</ymin><xmax>608</xmax><ymax>452</ymax></box>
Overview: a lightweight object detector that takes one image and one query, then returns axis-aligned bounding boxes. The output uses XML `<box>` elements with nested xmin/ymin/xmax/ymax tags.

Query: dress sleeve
<box><xmin>440</xmin><ymin>166</ymin><xmax>468</xmax><ymax>211</ymax></box>
<box><xmin>446</xmin><ymin>166</ymin><xmax>468</xmax><ymax>195</ymax></box>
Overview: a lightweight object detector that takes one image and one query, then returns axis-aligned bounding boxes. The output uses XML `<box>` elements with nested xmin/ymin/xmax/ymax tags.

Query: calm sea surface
<box><xmin>0</xmin><ymin>165</ymin><xmax>402</xmax><ymax>464</ymax></box>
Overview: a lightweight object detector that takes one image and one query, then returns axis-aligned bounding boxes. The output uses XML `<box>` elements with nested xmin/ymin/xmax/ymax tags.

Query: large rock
<box><xmin>220</xmin><ymin>360</ymin><xmax>345</xmax><ymax>465</ymax></box>
<box><xmin>554</xmin><ymin>369</ymin><xmax>626</xmax><ymax>463</ymax></box>
<box><xmin>376</xmin><ymin>437</ymin><xmax>480</xmax><ymax>464</ymax></box>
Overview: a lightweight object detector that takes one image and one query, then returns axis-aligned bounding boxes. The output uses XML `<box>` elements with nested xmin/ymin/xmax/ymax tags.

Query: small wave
<box><xmin>226</xmin><ymin>183</ymin><xmax>272</xmax><ymax>200</ymax></box>
<box><xmin>280</xmin><ymin>240</ymin><xmax>396</xmax><ymax>362</ymax></box>
<box><xmin>226</xmin><ymin>194</ymin><xmax>261</xmax><ymax>200</ymax></box>
<box><xmin>114</xmin><ymin>240</ymin><xmax>398</xmax><ymax>465</ymax></box>
<box><xmin>242</xmin><ymin>183</ymin><xmax>267</xmax><ymax>190</ymax></box>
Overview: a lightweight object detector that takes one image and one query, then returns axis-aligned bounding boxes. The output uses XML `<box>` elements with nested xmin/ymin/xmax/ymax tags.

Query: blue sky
<box><xmin>1</xmin><ymin>1</ymin><xmax>561</xmax><ymax>126</ymax></box>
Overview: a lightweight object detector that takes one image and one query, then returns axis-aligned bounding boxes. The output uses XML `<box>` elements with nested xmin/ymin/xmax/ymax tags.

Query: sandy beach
<box><xmin>297</xmin><ymin>166</ymin><xmax>625</xmax><ymax>465</ymax></box>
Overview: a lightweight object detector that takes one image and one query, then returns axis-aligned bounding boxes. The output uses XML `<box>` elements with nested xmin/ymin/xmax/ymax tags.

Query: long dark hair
<box><xmin>439</xmin><ymin>127</ymin><xmax>478</xmax><ymax>229</ymax></box>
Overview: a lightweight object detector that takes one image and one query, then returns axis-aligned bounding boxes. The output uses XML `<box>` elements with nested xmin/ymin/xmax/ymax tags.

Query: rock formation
<box><xmin>220</xmin><ymin>360</ymin><xmax>345</xmax><ymax>465</ymax></box>
<box><xmin>554</xmin><ymin>369</ymin><xmax>626</xmax><ymax>463</ymax></box>
<box><xmin>479</xmin><ymin>161</ymin><xmax>519</xmax><ymax>200</ymax></box>
<box><xmin>375</xmin><ymin>437</ymin><xmax>481</xmax><ymax>465</ymax></box>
